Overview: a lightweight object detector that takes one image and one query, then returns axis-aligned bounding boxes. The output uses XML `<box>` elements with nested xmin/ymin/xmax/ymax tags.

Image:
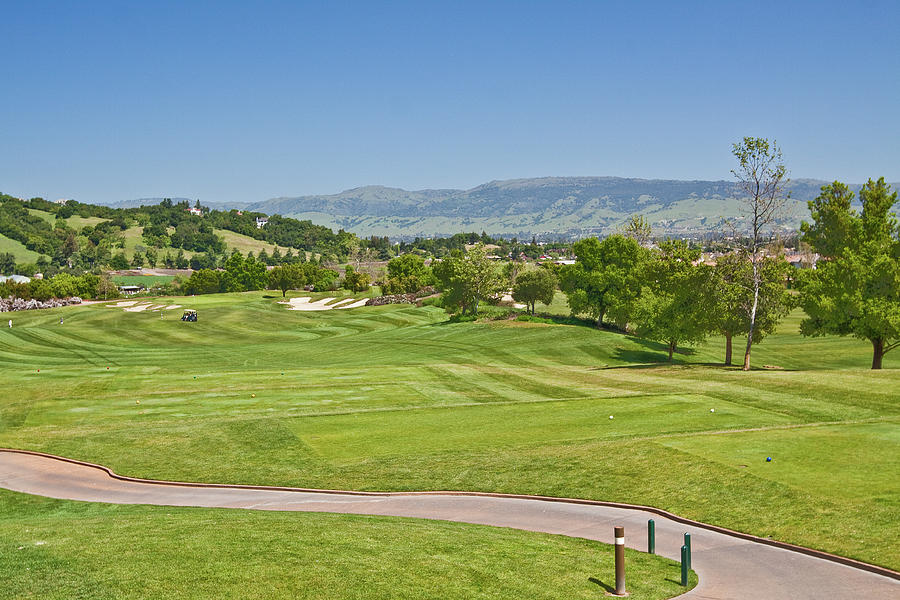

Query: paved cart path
<box><xmin>1</xmin><ymin>449</ymin><xmax>898</xmax><ymax>599</ymax></box>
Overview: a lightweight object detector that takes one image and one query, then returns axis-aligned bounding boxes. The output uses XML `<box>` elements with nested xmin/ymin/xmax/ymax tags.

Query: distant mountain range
<box><xmin>108</xmin><ymin>177</ymin><xmax>898</xmax><ymax>240</ymax></box>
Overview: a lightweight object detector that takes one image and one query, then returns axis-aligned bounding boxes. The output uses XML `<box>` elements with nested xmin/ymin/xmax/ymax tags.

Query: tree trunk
<box><xmin>530</xmin><ymin>301</ymin><xmax>535</xmax><ymax>315</ymax></box>
<box><xmin>596</xmin><ymin>309</ymin><xmax>605</xmax><ymax>329</ymax></box>
<box><xmin>668</xmin><ymin>341</ymin><xmax>676</xmax><ymax>362</ymax></box>
<box><xmin>725</xmin><ymin>332</ymin><xmax>733</xmax><ymax>366</ymax></box>
<box><xmin>872</xmin><ymin>338</ymin><xmax>884</xmax><ymax>370</ymax></box>
<box><xmin>743</xmin><ymin>268</ymin><xmax>760</xmax><ymax>371</ymax></box>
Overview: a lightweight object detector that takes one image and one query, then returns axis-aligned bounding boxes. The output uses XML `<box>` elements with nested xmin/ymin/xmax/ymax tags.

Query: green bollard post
<box><xmin>681</xmin><ymin>545</ymin><xmax>689</xmax><ymax>586</ymax></box>
<box><xmin>684</xmin><ymin>533</ymin><xmax>692</xmax><ymax>571</ymax></box>
<box><xmin>648</xmin><ymin>519</ymin><xmax>655</xmax><ymax>554</ymax></box>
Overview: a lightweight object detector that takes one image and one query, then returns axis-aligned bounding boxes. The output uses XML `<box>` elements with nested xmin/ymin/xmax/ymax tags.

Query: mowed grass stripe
<box><xmin>292</xmin><ymin>393</ymin><xmax>795</xmax><ymax>461</ymax></box>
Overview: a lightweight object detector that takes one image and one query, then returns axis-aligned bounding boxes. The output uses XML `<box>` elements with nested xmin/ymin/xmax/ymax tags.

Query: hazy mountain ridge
<box><xmin>246</xmin><ymin>176</ymin><xmax>886</xmax><ymax>239</ymax></box>
<box><xmin>102</xmin><ymin>177</ymin><xmax>897</xmax><ymax>240</ymax></box>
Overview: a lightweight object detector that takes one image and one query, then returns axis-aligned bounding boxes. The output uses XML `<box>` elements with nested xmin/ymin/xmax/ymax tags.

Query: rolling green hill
<box><xmin>0</xmin><ymin>233</ymin><xmax>43</xmax><ymax>263</ymax></box>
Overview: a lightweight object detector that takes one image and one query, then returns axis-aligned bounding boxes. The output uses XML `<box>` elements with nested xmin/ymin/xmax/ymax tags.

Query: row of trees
<box><xmin>182</xmin><ymin>251</ymin><xmax>343</xmax><ymax>296</ymax></box>
<box><xmin>0</xmin><ymin>272</ymin><xmax>119</xmax><ymax>301</ymax></box>
<box><xmin>559</xmin><ymin>235</ymin><xmax>794</xmax><ymax>364</ymax></box>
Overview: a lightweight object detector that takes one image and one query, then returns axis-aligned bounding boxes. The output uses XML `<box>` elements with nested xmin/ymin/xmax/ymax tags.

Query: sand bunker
<box><xmin>281</xmin><ymin>297</ymin><xmax>369</xmax><ymax>311</ymax></box>
<box><xmin>123</xmin><ymin>303</ymin><xmax>153</xmax><ymax>312</ymax></box>
<box><xmin>500</xmin><ymin>293</ymin><xmax>526</xmax><ymax>310</ymax></box>
<box><xmin>108</xmin><ymin>300</ymin><xmax>182</xmax><ymax>313</ymax></box>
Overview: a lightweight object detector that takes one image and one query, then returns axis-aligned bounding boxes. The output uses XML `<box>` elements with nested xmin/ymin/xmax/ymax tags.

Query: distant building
<box><xmin>118</xmin><ymin>284</ymin><xmax>145</xmax><ymax>295</ymax></box>
<box><xmin>256</xmin><ymin>217</ymin><xmax>269</xmax><ymax>229</ymax></box>
<box><xmin>54</xmin><ymin>198</ymin><xmax>70</xmax><ymax>205</ymax></box>
<box><xmin>187</xmin><ymin>207</ymin><xmax>202</xmax><ymax>216</ymax></box>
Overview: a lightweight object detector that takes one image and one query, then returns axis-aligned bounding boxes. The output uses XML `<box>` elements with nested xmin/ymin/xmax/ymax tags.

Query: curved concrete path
<box><xmin>1</xmin><ymin>449</ymin><xmax>898</xmax><ymax>600</ymax></box>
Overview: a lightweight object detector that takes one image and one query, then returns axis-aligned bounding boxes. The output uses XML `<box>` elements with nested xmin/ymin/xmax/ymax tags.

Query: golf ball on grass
<box><xmin>609</xmin><ymin>415</ymin><xmax>614</xmax><ymax>419</ymax></box>
<box><xmin>251</xmin><ymin>393</ymin><xmax>256</xmax><ymax>398</ymax></box>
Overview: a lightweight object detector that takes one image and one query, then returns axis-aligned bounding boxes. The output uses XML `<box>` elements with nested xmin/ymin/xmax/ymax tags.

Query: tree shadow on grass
<box><xmin>598</xmin><ymin>337</ymin><xmax>698</xmax><ymax>367</ymax></box>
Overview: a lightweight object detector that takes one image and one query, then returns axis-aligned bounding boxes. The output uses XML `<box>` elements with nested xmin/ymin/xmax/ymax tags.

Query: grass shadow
<box><xmin>588</xmin><ymin>577</ymin><xmax>615</xmax><ymax>593</ymax></box>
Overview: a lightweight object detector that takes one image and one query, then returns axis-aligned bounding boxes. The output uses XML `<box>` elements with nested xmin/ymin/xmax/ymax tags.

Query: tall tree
<box><xmin>0</xmin><ymin>252</ymin><xmax>15</xmax><ymax>275</ymax></box>
<box><xmin>433</xmin><ymin>244</ymin><xmax>503</xmax><ymax>315</ymax></box>
<box><xmin>559</xmin><ymin>235</ymin><xmax>646</xmax><ymax>327</ymax></box>
<box><xmin>221</xmin><ymin>251</ymin><xmax>268</xmax><ymax>292</ymax></box>
<box><xmin>343</xmin><ymin>265</ymin><xmax>371</xmax><ymax>293</ymax></box>
<box><xmin>512</xmin><ymin>268</ymin><xmax>557</xmax><ymax>315</ymax></box>
<box><xmin>731</xmin><ymin>137</ymin><xmax>790</xmax><ymax>370</ymax></box>
<box><xmin>268</xmin><ymin>264</ymin><xmax>303</xmax><ymax>297</ymax></box>
<box><xmin>712</xmin><ymin>253</ymin><xmax>793</xmax><ymax>366</ymax></box>
<box><xmin>384</xmin><ymin>253</ymin><xmax>433</xmax><ymax>294</ymax></box>
<box><xmin>632</xmin><ymin>241</ymin><xmax>713</xmax><ymax>361</ymax></box>
<box><xmin>622</xmin><ymin>214</ymin><xmax>652</xmax><ymax>245</ymax></box>
<box><xmin>799</xmin><ymin>178</ymin><xmax>900</xmax><ymax>369</ymax></box>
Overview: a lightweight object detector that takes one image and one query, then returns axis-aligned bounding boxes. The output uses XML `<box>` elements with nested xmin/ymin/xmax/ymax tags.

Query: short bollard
<box><xmin>614</xmin><ymin>526</ymin><xmax>626</xmax><ymax>596</ymax></box>
<box><xmin>684</xmin><ymin>532</ymin><xmax>692</xmax><ymax>571</ymax></box>
<box><xmin>680</xmin><ymin>545</ymin><xmax>689</xmax><ymax>586</ymax></box>
<box><xmin>647</xmin><ymin>519</ymin><xmax>655</xmax><ymax>554</ymax></box>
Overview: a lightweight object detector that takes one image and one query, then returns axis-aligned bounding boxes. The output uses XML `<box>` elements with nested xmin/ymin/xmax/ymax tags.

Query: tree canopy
<box><xmin>268</xmin><ymin>264</ymin><xmax>304</xmax><ymax>297</ymax></box>
<box><xmin>433</xmin><ymin>244</ymin><xmax>503</xmax><ymax>315</ymax></box>
<box><xmin>383</xmin><ymin>253</ymin><xmax>434</xmax><ymax>294</ymax></box>
<box><xmin>631</xmin><ymin>240</ymin><xmax>713</xmax><ymax>361</ymax></box>
<box><xmin>559</xmin><ymin>235</ymin><xmax>647</xmax><ymax>327</ymax></box>
<box><xmin>512</xmin><ymin>268</ymin><xmax>557</xmax><ymax>315</ymax></box>
<box><xmin>711</xmin><ymin>253</ymin><xmax>793</xmax><ymax>366</ymax></box>
<box><xmin>799</xmin><ymin>178</ymin><xmax>900</xmax><ymax>369</ymax></box>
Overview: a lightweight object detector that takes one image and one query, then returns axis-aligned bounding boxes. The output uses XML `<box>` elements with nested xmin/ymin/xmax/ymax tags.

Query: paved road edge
<box><xmin>3</xmin><ymin>447</ymin><xmax>898</xmax><ymax>581</ymax></box>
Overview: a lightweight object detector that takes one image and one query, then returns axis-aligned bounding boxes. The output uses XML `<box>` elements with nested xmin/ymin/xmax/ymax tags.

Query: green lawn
<box><xmin>26</xmin><ymin>208</ymin><xmax>56</xmax><ymax>225</ymax></box>
<box><xmin>116</xmin><ymin>226</ymin><xmax>287</xmax><ymax>260</ymax></box>
<box><xmin>214</xmin><ymin>228</ymin><xmax>282</xmax><ymax>255</ymax></box>
<box><xmin>0</xmin><ymin>233</ymin><xmax>43</xmax><ymax>264</ymax></box>
<box><xmin>0</xmin><ymin>490</ymin><xmax>692</xmax><ymax>599</ymax></box>
<box><xmin>64</xmin><ymin>214</ymin><xmax>108</xmax><ymax>229</ymax></box>
<box><xmin>1</xmin><ymin>293</ymin><xmax>898</xmax><ymax>572</ymax></box>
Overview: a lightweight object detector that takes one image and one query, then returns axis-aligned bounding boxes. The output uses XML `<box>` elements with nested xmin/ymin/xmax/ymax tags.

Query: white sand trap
<box><xmin>329</xmin><ymin>298</ymin><xmax>357</xmax><ymax>307</ymax></box>
<box><xmin>513</xmin><ymin>303</ymin><xmax>526</xmax><ymax>309</ymax></box>
<box><xmin>147</xmin><ymin>305</ymin><xmax>166</xmax><ymax>311</ymax></box>
<box><xmin>107</xmin><ymin>300</ymin><xmax>137</xmax><ymax>308</ymax></box>
<box><xmin>282</xmin><ymin>296</ymin><xmax>368</xmax><ymax>311</ymax></box>
<box><xmin>165</xmin><ymin>305</ymin><xmax>181</xmax><ymax>310</ymax></box>
<box><xmin>123</xmin><ymin>303</ymin><xmax>152</xmax><ymax>312</ymax></box>
<box><xmin>335</xmin><ymin>299</ymin><xmax>369</xmax><ymax>309</ymax></box>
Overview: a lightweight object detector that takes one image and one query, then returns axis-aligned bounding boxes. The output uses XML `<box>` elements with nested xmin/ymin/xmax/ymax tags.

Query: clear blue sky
<box><xmin>2</xmin><ymin>1</ymin><xmax>898</xmax><ymax>204</ymax></box>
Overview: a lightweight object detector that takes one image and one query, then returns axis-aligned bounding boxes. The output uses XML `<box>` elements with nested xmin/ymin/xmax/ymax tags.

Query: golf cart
<box><xmin>181</xmin><ymin>309</ymin><xmax>197</xmax><ymax>322</ymax></box>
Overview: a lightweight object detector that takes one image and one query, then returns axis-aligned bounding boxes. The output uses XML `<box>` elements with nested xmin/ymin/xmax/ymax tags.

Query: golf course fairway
<box><xmin>1</xmin><ymin>290</ymin><xmax>897</xmax><ymax>581</ymax></box>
